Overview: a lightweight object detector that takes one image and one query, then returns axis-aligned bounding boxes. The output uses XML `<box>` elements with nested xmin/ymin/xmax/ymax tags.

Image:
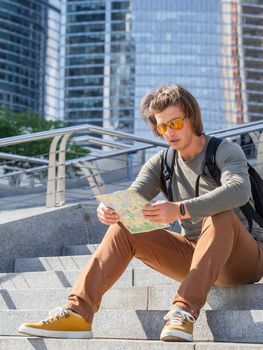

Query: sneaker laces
<box><xmin>42</xmin><ymin>307</ymin><xmax>71</xmax><ymax>324</ymax></box>
<box><xmin>163</xmin><ymin>307</ymin><xmax>195</xmax><ymax>327</ymax></box>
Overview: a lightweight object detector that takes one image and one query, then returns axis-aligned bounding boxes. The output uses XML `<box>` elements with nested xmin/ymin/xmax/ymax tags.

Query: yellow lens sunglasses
<box><xmin>156</xmin><ymin>117</ymin><xmax>185</xmax><ymax>135</ymax></box>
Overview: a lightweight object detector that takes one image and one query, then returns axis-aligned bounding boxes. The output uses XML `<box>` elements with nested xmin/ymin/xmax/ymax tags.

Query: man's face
<box><xmin>155</xmin><ymin>105</ymin><xmax>195</xmax><ymax>151</ymax></box>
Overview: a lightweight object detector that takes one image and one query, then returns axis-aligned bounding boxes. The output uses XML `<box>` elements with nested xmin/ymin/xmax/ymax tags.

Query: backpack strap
<box><xmin>195</xmin><ymin>136</ymin><xmax>223</xmax><ymax>197</ymax></box>
<box><xmin>160</xmin><ymin>147</ymin><xmax>176</xmax><ymax>201</ymax></box>
<box><xmin>241</xmin><ymin>203</ymin><xmax>263</xmax><ymax>229</ymax></box>
<box><xmin>242</xmin><ymin>164</ymin><xmax>263</xmax><ymax>229</ymax></box>
<box><xmin>205</xmin><ymin>137</ymin><xmax>223</xmax><ymax>186</ymax></box>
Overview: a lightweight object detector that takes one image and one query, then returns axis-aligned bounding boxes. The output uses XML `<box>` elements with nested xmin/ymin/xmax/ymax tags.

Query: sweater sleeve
<box><xmin>182</xmin><ymin>140</ymin><xmax>251</xmax><ymax>223</ymax></box>
<box><xmin>129</xmin><ymin>151</ymin><xmax>163</xmax><ymax>201</ymax></box>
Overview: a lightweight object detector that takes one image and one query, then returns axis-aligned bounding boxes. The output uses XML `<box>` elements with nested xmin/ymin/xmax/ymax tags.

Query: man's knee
<box><xmin>102</xmin><ymin>223</ymin><xmax>130</xmax><ymax>243</ymax></box>
<box><xmin>202</xmin><ymin>210</ymin><xmax>236</xmax><ymax>230</ymax></box>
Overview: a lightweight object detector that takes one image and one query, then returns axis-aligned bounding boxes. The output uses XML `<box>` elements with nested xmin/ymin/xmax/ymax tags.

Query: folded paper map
<box><xmin>96</xmin><ymin>189</ymin><xmax>169</xmax><ymax>234</ymax></box>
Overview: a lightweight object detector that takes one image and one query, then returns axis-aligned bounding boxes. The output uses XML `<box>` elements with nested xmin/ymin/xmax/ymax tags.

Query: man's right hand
<box><xmin>97</xmin><ymin>202</ymin><xmax>120</xmax><ymax>225</ymax></box>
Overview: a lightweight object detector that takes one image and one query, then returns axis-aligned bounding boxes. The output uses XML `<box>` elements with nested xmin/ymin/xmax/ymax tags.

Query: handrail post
<box><xmin>127</xmin><ymin>153</ymin><xmax>133</xmax><ymax>181</ymax></box>
<box><xmin>56</xmin><ymin>133</ymin><xmax>72</xmax><ymax>206</ymax></box>
<box><xmin>46</xmin><ymin>135</ymin><xmax>63</xmax><ymax>208</ymax></box>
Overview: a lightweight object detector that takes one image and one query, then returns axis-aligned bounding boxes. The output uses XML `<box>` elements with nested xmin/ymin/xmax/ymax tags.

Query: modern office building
<box><xmin>132</xmin><ymin>0</ymin><xmax>226</xmax><ymax>136</ymax></box>
<box><xmin>63</xmin><ymin>0</ymin><xmax>135</xmax><ymax>132</ymax></box>
<box><xmin>1</xmin><ymin>0</ymin><xmax>262</xmax><ymax>135</ymax></box>
<box><xmin>63</xmin><ymin>0</ymin><xmax>263</xmax><ymax>138</ymax></box>
<box><xmin>221</xmin><ymin>0</ymin><xmax>263</xmax><ymax>126</ymax></box>
<box><xmin>0</xmin><ymin>0</ymin><xmax>62</xmax><ymax>120</ymax></box>
<box><xmin>239</xmin><ymin>0</ymin><xmax>263</xmax><ymax>123</ymax></box>
<box><xmin>133</xmin><ymin>0</ymin><xmax>263</xmax><ymax>137</ymax></box>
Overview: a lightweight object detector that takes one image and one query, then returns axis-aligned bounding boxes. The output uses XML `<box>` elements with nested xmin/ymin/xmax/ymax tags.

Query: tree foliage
<box><xmin>0</xmin><ymin>105</ymin><xmax>88</xmax><ymax>160</ymax></box>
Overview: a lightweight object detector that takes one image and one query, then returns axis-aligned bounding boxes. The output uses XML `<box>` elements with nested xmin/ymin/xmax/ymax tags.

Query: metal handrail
<box><xmin>0</xmin><ymin>142</ymin><xmax>155</xmax><ymax>181</ymax></box>
<box><xmin>0</xmin><ymin>124</ymin><xmax>166</xmax><ymax>208</ymax></box>
<box><xmin>0</xmin><ymin>124</ymin><xmax>166</xmax><ymax>147</ymax></box>
<box><xmin>73</xmin><ymin>136</ymin><xmax>131</xmax><ymax>149</ymax></box>
<box><xmin>0</xmin><ymin>121</ymin><xmax>263</xmax><ymax>209</ymax></box>
<box><xmin>0</xmin><ymin>152</ymin><xmax>49</xmax><ymax>164</ymax></box>
<box><xmin>210</xmin><ymin>120</ymin><xmax>263</xmax><ymax>138</ymax></box>
<box><xmin>1</xmin><ymin>119</ymin><xmax>262</xmax><ymax>148</ymax></box>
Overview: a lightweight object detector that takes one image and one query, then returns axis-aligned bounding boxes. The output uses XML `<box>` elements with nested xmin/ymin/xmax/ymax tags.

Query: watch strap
<box><xmin>179</xmin><ymin>203</ymin><xmax>186</xmax><ymax>217</ymax></box>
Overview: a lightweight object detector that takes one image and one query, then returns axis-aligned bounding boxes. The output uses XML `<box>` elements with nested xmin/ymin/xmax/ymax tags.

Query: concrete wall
<box><xmin>0</xmin><ymin>204</ymin><xmax>106</xmax><ymax>273</ymax></box>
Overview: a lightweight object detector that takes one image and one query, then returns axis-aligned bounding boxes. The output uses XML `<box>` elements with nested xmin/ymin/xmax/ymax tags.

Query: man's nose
<box><xmin>165</xmin><ymin>125</ymin><xmax>176</xmax><ymax>137</ymax></box>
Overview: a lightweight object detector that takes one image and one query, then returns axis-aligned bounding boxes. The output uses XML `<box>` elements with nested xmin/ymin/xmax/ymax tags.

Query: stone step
<box><xmin>1</xmin><ymin>270</ymin><xmax>262</xmax><ymax>309</ymax></box>
<box><xmin>2</xmin><ymin>338</ymin><xmax>263</xmax><ymax>350</ymax></box>
<box><xmin>0</xmin><ymin>268</ymin><xmax>177</xmax><ymax>290</ymax></box>
<box><xmin>150</xmin><ymin>283</ymin><xmax>263</xmax><ymax>311</ymax></box>
<box><xmin>14</xmin><ymin>255</ymin><xmax>144</xmax><ymax>272</ymax></box>
<box><xmin>63</xmin><ymin>244</ymin><xmax>99</xmax><ymax>256</ymax></box>
<box><xmin>0</xmin><ymin>287</ymin><xmax>147</xmax><ymax>311</ymax></box>
<box><xmin>0</xmin><ymin>270</ymin><xmax>130</xmax><ymax>289</ymax></box>
<box><xmin>0</xmin><ymin>283</ymin><xmax>263</xmax><ymax>311</ymax></box>
<box><xmin>2</xmin><ymin>309</ymin><xmax>263</xmax><ymax>343</ymax></box>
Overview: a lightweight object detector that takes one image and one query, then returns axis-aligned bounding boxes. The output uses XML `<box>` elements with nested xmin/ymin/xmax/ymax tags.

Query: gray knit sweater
<box><xmin>130</xmin><ymin>135</ymin><xmax>252</xmax><ymax>240</ymax></box>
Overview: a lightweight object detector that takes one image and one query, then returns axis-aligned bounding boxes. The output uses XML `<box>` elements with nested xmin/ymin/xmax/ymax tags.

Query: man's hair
<box><xmin>140</xmin><ymin>84</ymin><xmax>203</xmax><ymax>137</ymax></box>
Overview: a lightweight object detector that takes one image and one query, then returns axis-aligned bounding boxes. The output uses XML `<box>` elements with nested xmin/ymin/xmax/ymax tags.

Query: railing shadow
<box><xmin>0</xmin><ymin>289</ymin><xmax>16</xmax><ymax>309</ymax></box>
<box><xmin>205</xmin><ymin>310</ymin><xmax>263</xmax><ymax>343</ymax></box>
<box><xmin>27</xmin><ymin>338</ymin><xmax>49</xmax><ymax>350</ymax></box>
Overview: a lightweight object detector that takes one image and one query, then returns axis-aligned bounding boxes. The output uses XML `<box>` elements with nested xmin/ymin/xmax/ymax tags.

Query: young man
<box><xmin>19</xmin><ymin>84</ymin><xmax>263</xmax><ymax>342</ymax></box>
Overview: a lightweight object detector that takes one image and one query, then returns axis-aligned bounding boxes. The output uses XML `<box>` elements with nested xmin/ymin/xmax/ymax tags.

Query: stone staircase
<box><xmin>0</xmin><ymin>244</ymin><xmax>262</xmax><ymax>349</ymax></box>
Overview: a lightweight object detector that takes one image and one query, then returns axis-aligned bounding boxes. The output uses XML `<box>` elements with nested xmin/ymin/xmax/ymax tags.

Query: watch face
<box><xmin>180</xmin><ymin>204</ymin><xmax>185</xmax><ymax>216</ymax></box>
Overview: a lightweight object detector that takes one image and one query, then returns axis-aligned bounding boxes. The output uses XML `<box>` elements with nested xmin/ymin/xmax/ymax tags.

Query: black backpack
<box><xmin>160</xmin><ymin>136</ymin><xmax>263</xmax><ymax>233</ymax></box>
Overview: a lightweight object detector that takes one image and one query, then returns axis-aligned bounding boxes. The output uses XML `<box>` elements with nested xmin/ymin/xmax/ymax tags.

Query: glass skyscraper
<box><xmin>133</xmin><ymin>0</ymin><xmax>226</xmax><ymax>136</ymax></box>
<box><xmin>239</xmin><ymin>0</ymin><xmax>263</xmax><ymax>123</ymax></box>
<box><xmin>133</xmin><ymin>0</ymin><xmax>263</xmax><ymax>137</ymax></box>
<box><xmin>0</xmin><ymin>0</ymin><xmax>62</xmax><ymax>120</ymax></box>
<box><xmin>1</xmin><ymin>0</ymin><xmax>262</xmax><ymax>135</ymax></box>
<box><xmin>221</xmin><ymin>0</ymin><xmax>263</xmax><ymax>126</ymax></box>
<box><xmin>63</xmin><ymin>0</ymin><xmax>263</xmax><ymax>138</ymax></box>
<box><xmin>62</xmin><ymin>0</ymin><xmax>135</xmax><ymax>132</ymax></box>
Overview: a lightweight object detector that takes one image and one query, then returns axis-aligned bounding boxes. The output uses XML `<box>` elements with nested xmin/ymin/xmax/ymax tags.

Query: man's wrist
<box><xmin>178</xmin><ymin>202</ymin><xmax>190</xmax><ymax>220</ymax></box>
<box><xmin>180</xmin><ymin>203</ymin><xmax>185</xmax><ymax>216</ymax></box>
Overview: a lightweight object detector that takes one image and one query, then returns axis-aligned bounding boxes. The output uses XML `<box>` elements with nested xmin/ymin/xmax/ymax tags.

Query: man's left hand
<box><xmin>142</xmin><ymin>200</ymin><xmax>181</xmax><ymax>224</ymax></box>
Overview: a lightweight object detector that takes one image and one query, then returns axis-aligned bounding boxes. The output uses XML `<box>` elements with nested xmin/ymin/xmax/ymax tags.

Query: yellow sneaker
<box><xmin>160</xmin><ymin>307</ymin><xmax>195</xmax><ymax>342</ymax></box>
<box><xmin>18</xmin><ymin>307</ymin><xmax>92</xmax><ymax>338</ymax></box>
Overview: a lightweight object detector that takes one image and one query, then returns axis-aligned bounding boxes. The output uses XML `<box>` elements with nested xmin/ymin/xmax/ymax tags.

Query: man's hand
<box><xmin>97</xmin><ymin>203</ymin><xmax>119</xmax><ymax>225</ymax></box>
<box><xmin>142</xmin><ymin>200</ymin><xmax>190</xmax><ymax>223</ymax></box>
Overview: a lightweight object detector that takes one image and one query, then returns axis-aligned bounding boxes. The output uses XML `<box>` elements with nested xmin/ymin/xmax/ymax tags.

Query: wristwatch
<box><xmin>179</xmin><ymin>203</ymin><xmax>186</xmax><ymax>217</ymax></box>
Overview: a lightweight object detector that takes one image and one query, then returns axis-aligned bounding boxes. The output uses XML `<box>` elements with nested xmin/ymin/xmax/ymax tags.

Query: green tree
<box><xmin>0</xmin><ymin>105</ymin><xmax>88</xmax><ymax>160</ymax></box>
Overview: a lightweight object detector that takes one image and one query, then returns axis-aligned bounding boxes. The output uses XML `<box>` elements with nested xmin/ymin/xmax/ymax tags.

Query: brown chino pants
<box><xmin>65</xmin><ymin>210</ymin><xmax>263</xmax><ymax>322</ymax></box>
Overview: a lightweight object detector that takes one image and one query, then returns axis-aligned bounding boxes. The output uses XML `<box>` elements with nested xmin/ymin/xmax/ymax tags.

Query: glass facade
<box><xmin>133</xmin><ymin>0</ymin><xmax>225</xmax><ymax>136</ymax></box>
<box><xmin>1</xmin><ymin>0</ymin><xmax>261</xmax><ymax>133</ymax></box>
<box><xmin>63</xmin><ymin>0</ymin><xmax>135</xmax><ymax>132</ymax></box>
<box><xmin>0</xmin><ymin>0</ymin><xmax>62</xmax><ymax>120</ymax></box>
<box><xmin>133</xmin><ymin>0</ymin><xmax>263</xmax><ymax>137</ymax></box>
<box><xmin>64</xmin><ymin>0</ymin><xmax>263</xmax><ymax>138</ymax></box>
<box><xmin>221</xmin><ymin>0</ymin><xmax>263</xmax><ymax>126</ymax></box>
<box><xmin>239</xmin><ymin>0</ymin><xmax>263</xmax><ymax>123</ymax></box>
